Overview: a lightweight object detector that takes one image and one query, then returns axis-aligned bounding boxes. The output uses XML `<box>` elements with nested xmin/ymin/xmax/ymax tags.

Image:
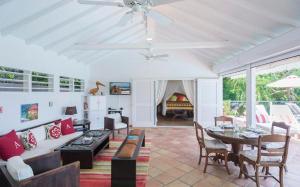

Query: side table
<box><xmin>73</xmin><ymin>119</ymin><xmax>91</xmax><ymax>132</ymax></box>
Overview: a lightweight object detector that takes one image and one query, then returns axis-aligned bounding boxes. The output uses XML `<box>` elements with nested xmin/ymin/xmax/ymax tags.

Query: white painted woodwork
<box><xmin>197</xmin><ymin>78</ymin><xmax>222</xmax><ymax>127</ymax></box>
<box><xmin>131</xmin><ymin>80</ymin><xmax>155</xmax><ymax>127</ymax></box>
<box><xmin>87</xmin><ymin>96</ymin><xmax>107</xmax><ymax>130</ymax></box>
<box><xmin>0</xmin><ymin>0</ymin><xmax>299</xmax><ymax>64</ymax></box>
<box><xmin>246</xmin><ymin>66</ymin><xmax>256</xmax><ymax>128</ymax></box>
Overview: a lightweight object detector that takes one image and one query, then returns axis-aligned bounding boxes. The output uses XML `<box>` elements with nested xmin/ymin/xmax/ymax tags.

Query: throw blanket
<box><xmin>80</xmin><ymin>138</ymin><xmax>151</xmax><ymax>187</ymax></box>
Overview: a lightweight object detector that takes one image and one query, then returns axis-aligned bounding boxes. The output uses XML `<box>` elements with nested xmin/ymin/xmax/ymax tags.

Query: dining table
<box><xmin>205</xmin><ymin>126</ymin><xmax>268</xmax><ymax>166</ymax></box>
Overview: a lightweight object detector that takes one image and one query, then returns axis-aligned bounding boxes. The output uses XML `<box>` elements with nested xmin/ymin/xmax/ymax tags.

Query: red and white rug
<box><xmin>80</xmin><ymin>138</ymin><xmax>151</xmax><ymax>187</ymax></box>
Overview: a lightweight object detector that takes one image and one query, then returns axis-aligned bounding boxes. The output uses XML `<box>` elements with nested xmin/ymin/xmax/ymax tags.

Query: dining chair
<box><xmin>239</xmin><ymin>134</ymin><xmax>290</xmax><ymax>187</ymax></box>
<box><xmin>214</xmin><ymin>116</ymin><xmax>233</xmax><ymax>126</ymax></box>
<box><xmin>262</xmin><ymin>122</ymin><xmax>290</xmax><ymax>172</ymax></box>
<box><xmin>194</xmin><ymin>122</ymin><xmax>230</xmax><ymax>174</ymax></box>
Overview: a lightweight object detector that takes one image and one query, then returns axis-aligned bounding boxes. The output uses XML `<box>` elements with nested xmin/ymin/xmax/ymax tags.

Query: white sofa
<box><xmin>0</xmin><ymin>121</ymin><xmax>83</xmax><ymax>165</ymax></box>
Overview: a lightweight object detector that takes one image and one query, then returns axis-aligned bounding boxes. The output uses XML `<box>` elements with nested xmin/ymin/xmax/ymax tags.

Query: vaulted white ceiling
<box><xmin>1</xmin><ymin>0</ymin><xmax>300</xmax><ymax>66</ymax></box>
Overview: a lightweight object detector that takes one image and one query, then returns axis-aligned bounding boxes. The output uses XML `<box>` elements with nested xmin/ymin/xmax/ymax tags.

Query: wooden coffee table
<box><xmin>56</xmin><ymin>130</ymin><xmax>111</xmax><ymax>169</ymax></box>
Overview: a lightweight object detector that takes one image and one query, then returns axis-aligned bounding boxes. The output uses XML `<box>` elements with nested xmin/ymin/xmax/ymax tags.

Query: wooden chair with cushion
<box><xmin>239</xmin><ymin>134</ymin><xmax>290</xmax><ymax>187</ymax></box>
<box><xmin>0</xmin><ymin>151</ymin><xmax>80</xmax><ymax>187</ymax></box>
<box><xmin>214</xmin><ymin>116</ymin><xmax>233</xmax><ymax>126</ymax></box>
<box><xmin>262</xmin><ymin>122</ymin><xmax>290</xmax><ymax>172</ymax></box>
<box><xmin>194</xmin><ymin>122</ymin><xmax>230</xmax><ymax>174</ymax></box>
<box><xmin>104</xmin><ymin>113</ymin><xmax>129</xmax><ymax>139</ymax></box>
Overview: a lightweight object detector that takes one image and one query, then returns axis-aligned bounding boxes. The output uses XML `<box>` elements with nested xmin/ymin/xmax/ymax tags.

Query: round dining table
<box><xmin>205</xmin><ymin>128</ymin><xmax>262</xmax><ymax>166</ymax></box>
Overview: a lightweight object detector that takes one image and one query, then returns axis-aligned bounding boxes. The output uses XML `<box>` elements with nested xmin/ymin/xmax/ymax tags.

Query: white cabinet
<box><xmin>87</xmin><ymin>96</ymin><xmax>106</xmax><ymax>130</ymax></box>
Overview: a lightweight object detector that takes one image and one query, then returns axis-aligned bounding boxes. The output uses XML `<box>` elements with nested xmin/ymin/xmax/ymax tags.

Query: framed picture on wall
<box><xmin>109</xmin><ymin>82</ymin><xmax>131</xmax><ymax>95</ymax></box>
<box><xmin>21</xmin><ymin>103</ymin><xmax>38</xmax><ymax>122</ymax></box>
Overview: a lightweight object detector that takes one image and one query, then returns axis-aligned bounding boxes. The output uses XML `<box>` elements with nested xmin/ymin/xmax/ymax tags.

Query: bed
<box><xmin>166</xmin><ymin>93</ymin><xmax>193</xmax><ymax>110</ymax></box>
<box><xmin>164</xmin><ymin>93</ymin><xmax>193</xmax><ymax>119</ymax></box>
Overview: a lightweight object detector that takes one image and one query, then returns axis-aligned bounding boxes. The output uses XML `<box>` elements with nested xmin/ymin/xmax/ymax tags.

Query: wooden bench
<box><xmin>111</xmin><ymin>129</ymin><xmax>145</xmax><ymax>187</ymax></box>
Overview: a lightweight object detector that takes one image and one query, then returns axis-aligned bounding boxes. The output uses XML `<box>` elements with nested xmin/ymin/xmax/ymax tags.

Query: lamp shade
<box><xmin>65</xmin><ymin>106</ymin><xmax>77</xmax><ymax>115</ymax></box>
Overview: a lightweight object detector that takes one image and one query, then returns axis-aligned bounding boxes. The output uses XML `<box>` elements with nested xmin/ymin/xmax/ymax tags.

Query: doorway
<box><xmin>155</xmin><ymin>80</ymin><xmax>194</xmax><ymax>126</ymax></box>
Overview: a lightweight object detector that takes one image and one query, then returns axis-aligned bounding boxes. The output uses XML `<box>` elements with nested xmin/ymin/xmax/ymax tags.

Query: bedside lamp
<box><xmin>65</xmin><ymin>106</ymin><xmax>77</xmax><ymax>122</ymax></box>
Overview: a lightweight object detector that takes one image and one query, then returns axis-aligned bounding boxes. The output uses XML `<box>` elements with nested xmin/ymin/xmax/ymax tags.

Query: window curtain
<box><xmin>155</xmin><ymin>80</ymin><xmax>168</xmax><ymax>106</ymax></box>
<box><xmin>182</xmin><ymin>80</ymin><xmax>195</xmax><ymax>105</ymax></box>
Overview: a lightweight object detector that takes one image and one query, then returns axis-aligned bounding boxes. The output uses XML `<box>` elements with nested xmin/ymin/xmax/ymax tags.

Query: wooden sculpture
<box><xmin>89</xmin><ymin>81</ymin><xmax>105</xmax><ymax>95</ymax></box>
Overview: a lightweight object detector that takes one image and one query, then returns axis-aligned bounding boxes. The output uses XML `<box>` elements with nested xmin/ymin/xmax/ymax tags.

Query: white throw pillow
<box><xmin>107</xmin><ymin>113</ymin><xmax>122</xmax><ymax>123</ymax></box>
<box><xmin>30</xmin><ymin>126</ymin><xmax>46</xmax><ymax>143</ymax></box>
<box><xmin>6</xmin><ymin>156</ymin><xmax>34</xmax><ymax>181</ymax></box>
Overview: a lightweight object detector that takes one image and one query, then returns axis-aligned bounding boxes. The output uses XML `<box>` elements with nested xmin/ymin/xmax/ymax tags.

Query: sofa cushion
<box><xmin>0</xmin><ymin>137</ymin><xmax>25</xmax><ymax>161</ymax></box>
<box><xmin>30</xmin><ymin>126</ymin><xmax>46</xmax><ymax>143</ymax></box>
<box><xmin>60</xmin><ymin>118</ymin><xmax>75</xmax><ymax>135</ymax></box>
<box><xmin>107</xmin><ymin>113</ymin><xmax>122</xmax><ymax>123</ymax></box>
<box><xmin>0</xmin><ymin>130</ymin><xmax>25</xmax><ymax>160</ymax></box>
<box><xmin>45</xmin><ymin>123</ymin><xmax>61</xmax><ymax>139</ymax></box>
<box><xmin>20</xmin><ymin>132</ymin><xmax>83</xmax><ymax>160</ymax></box>
<box><xmin>20</xmin><ymin>130</ymin><xmax>37</xmax><ymax>150</ymax></box>
<box><xmin>6</xmin><ymin>156</ymin><xmax>34</xmax><ymax>181</ymax></box>
<box><xmin>115</xmin><ymin>122</ymin><xmax>127</xmax><ymax>129</ymax></box>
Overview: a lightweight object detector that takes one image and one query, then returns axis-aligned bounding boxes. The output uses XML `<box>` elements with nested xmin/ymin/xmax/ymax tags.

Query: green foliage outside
<box><xmin>223</xmin><ymin>68</ymin><xmax>300</xmax><ymax>116</ymax></box>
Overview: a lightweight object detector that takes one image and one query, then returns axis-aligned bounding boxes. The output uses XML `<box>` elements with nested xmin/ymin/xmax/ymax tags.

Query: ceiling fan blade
<box><xmin>118</xmin><ymin>11</ymin><xmax>134</xmax><ymax>26</ymax></box>
<box><xmin>146</xmin><ymin>10</ymin><xmax>173</xmax><ymax>25</ymax></box>
<box><xmin>78</xmin><ymin>0</ymin><xmax>124</xmax><ymax>7</ymax></box>
<box><xmin>154</xmin><ymin>54</ymin><xmax>169</xmax><ymax>58</ymax></box>
<box><xmin>150</xmin><ymin>0</ymin><xmax>183</xmax><ymax>7</ymax></box>
<box><xmin>139</xmin><ymin>52</ymin><xmax>148</xmax><ymax>57</ymax></box>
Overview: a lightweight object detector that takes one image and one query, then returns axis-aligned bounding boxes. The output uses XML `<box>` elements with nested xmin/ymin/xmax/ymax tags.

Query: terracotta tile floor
<box><xmin>142</xmin><ymin>127</ymin><xmax>300</xmax><ymax>187</ymax></box>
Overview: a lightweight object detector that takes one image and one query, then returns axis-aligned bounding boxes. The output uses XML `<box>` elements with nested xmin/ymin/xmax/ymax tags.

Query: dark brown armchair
<box><xmin>0</xmin><ymin>152</ymin><xmax>80</xmax><ymax>187</ymax></box>
<box><xmin>104</xmin><ymin>113</ymin><xmax>129</xmax><ymax>139</ymax></box>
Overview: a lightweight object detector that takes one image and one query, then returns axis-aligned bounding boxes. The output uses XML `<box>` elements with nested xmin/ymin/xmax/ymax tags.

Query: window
<box><xmin>0</xmin><ymin>66</ymin><xmax>29</xmax><ymax>92</ymax></box>
<box><xmin>60</xmin><ymin>76</ymin><xmax>73</xmax><ymax>92</ymax></box>
<box><xmin>32</xmin><ymin>72</ymin><xmax>54</xmax><ymax>92</ymax></box>
<box><xmin>74</xmin><ymin>78</ymin><xmax>84</xmax><ymax>92</ymax></box>
<box><xmin>223</xmin><ymin>71</ymin><xmax>247</xmax><ymax>127</ymax></box>
<box><xmin>255</xmin><ymin>56</ymin><xmax>300</xmax><ymax>127</ymax></box>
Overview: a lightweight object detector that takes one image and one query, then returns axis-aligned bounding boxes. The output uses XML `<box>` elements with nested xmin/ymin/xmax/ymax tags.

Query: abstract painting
<box><xmin>21</xmin><ymin>103</ymin><xmax>38</xmax><ymax>122</ymax></box>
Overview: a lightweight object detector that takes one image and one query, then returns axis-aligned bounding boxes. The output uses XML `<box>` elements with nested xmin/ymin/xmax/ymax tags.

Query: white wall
<box><xmin>89</xmin><ymin>50</ymin><xmax>217</xmax><ymax>80</ymax></box>
<box><xmin>89</xmin><ymin>50</ymin><xmax>217</xmax><ymax>124</ymax></box>
<box><xmin>0</xmin><ymin>35</ymin><xmax>89</xmax><ymax>134</ymax></box>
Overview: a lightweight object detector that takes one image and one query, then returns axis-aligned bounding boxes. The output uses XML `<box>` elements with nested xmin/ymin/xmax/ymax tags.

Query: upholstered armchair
<box><xmin>104</xmin><ymin>113</ymin><xmax>129</xmax><ymax>139</ymax></box>
<box><xmin>0</xmin><ymin>151</ymin><xmax>80</xmax><ymax>187</ymax></box>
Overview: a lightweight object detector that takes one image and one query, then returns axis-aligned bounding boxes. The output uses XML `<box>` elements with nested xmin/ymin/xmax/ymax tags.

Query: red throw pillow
<box><xmin>60</xmin><ymin>118</ymin><xmax>75</xmax><ymax>135</ymax></box>
<box><xmin>0</xmin><ymin>130</ymin><xmax>25</xmax><ymax>160</ymax></box>
<box><xmin>177</xmin><ymin>95</ymin><xmax>186</xmax><ymax>102</ymax></box>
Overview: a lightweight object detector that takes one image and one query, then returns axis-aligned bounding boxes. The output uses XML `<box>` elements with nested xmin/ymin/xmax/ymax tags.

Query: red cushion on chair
<box><xmin>61</xmin><ymin>118</ymin><xmax>75</xmax><ymax>135</ymax></box>
<box><xmin>0</xmin><ymin>130</ymin><xmax>25</xmax><ymax>160</ymax></box>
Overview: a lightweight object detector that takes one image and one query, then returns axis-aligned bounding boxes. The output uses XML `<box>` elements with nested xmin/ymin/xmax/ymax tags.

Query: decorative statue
<box><xmin>89</xmin><ymin>81</ymin><xmax>105</xmax><ymax>95</ymax></box>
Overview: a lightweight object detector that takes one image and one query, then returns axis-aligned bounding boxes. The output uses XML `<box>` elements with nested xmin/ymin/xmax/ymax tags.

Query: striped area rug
<box><xmin>80</xmin><ymin>138</ymin><xmax>151</xmax><ymax>187</ymax></box>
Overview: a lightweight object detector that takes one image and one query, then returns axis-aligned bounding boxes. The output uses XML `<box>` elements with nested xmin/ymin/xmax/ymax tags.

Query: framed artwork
<box><xmin>21</xmin><ymin>103</ymin><xmax>38</xmax><ymax>122</ymax></box>
<box><xmin>109</xmin><ymin>82</ymin><xmax>131</xmax><ymax>95</ymax></box>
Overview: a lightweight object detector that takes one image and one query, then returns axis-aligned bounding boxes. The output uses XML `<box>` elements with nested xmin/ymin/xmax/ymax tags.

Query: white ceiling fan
<box><xmin>78</xmin><ymin>0</ymin><xmax>180</xmax><ymax>26</ymax></box>
<box><xmin>140</xmin><ymin>48</ymin><xmax>169</xmax><ymax>61</ymax></box>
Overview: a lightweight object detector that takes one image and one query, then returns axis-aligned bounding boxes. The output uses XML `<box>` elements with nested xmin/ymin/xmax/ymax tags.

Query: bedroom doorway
<box><xmin>155</xmin><ymin>80</ymin><xmax>194</xmax><ymax>126</ymax></box>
